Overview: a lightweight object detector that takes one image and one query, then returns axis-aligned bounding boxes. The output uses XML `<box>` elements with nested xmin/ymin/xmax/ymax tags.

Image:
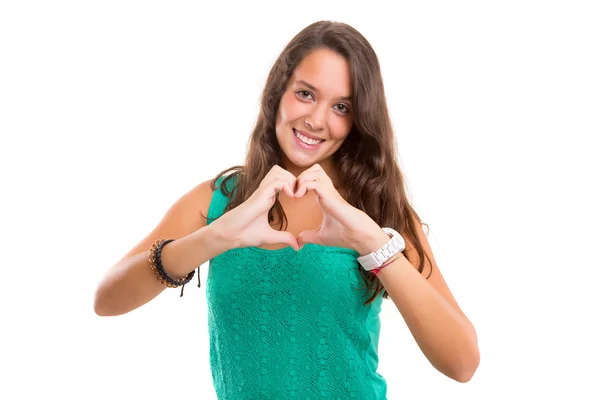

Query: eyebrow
<box><xmin>296</xmin><ymin>80</ymin><xmax>352</xmax><ymax>102</ymax></box>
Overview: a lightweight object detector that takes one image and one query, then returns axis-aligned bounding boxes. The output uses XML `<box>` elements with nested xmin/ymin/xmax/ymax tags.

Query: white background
<box><xmin>1</xmin><ymin>1</ymin><xmax>599</xmax><ymax>399</ymax></box>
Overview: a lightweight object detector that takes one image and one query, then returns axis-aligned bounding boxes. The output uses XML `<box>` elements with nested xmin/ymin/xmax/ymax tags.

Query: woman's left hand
<box><xmin>294</xmin><ymin>164</ymin><xmax>387</xmax><ymax>255</ymax></box>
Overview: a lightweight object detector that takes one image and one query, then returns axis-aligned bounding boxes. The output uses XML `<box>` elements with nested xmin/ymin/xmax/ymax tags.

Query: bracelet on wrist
<box><xmin>149</xmin><ymin>239</ymin><xmax>200</xmax><ymax>297</ymax></box>
<box><xmin>370</xmin><ymin>254</ymin><xmax>401</xmax><ymax>276</ymax></box>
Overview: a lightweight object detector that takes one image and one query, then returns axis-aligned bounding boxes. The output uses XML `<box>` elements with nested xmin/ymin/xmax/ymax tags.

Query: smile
<box><xmin>293</xmin><ymin>128</ymin><xmax>325</xmax><ymax>146</ymax></box>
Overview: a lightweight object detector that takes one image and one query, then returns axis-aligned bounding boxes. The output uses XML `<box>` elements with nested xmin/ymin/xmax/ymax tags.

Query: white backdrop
<box><xmin>1</xmin><ymin>1</ymin><xmax>599</xmax><ymax>399</ymax></box>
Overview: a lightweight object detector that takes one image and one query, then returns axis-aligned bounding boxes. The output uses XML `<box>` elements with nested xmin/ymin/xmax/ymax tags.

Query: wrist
<box><xmin>205</xmin><ymin>222</ymin><xmax>239</xmax><ymax>252</ymax></box>
<box><xmin>355</xmin><ymin>228</ymin><xmax>391</xmax><ymax>257</ymax></box>
<box><xmin>159</xmin><ymin>225</ymin><xmax>233</xmax><ymax>279</ymax></box>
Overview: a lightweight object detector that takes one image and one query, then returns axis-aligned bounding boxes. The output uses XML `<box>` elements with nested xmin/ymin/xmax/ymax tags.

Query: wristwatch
<box><xmin>357</xmin><ymin>227</ymin><xmax>406</xmax><ymax>271</ymax></box>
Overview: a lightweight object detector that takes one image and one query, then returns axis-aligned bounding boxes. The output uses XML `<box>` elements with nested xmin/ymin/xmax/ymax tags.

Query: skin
<box><xmin>275</xmin><ymin>48</ymin><xmax>353</xmax><ymax>192</ymax></box>
<box><xmin>257</xmin><ymin>48</ymin><xmax>354</xmax><ymax>250</ymax></box>
<box><xmin>94</xmin><ymin>47</ymin><xmax>479</xmax><ymax>383</ymax></box>
<box><xmin>268</xmin><ymin>48</ymin><xmax>480</xmax><ymax>382</ymax></box>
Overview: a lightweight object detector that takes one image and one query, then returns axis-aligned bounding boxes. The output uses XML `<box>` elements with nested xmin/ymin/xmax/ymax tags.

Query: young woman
<box><xmin>94</xmin><ymin>20</ymin><xmax>480</xmax><ymax>399</ymax></box>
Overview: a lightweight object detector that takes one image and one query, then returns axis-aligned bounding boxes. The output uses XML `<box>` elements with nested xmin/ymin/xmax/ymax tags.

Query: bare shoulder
<box><xmin>195</xmin><ymin>177</ymin><xmax>218</xmax><ymax>222</ymax></box>
<box><xmin>162</xmin><ymin>177</ymin><xmax>217</xmax><ymax>231</ymax></box>
<box><xmin>117</xmin><ymin>178</ymin><xmax>217</xmax><ymax>261</ymax></box>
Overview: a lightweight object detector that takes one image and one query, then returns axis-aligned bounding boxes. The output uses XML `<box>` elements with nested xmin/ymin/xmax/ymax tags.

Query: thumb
<box><xmin>297</xmin><ymin>229</ymin><xmax>321</xmax><ymax>249</ymax></box>
<box><xmin>264</xmin><ymin>229</ymin><xmax>300</xmax><ymax>251</ymax></box>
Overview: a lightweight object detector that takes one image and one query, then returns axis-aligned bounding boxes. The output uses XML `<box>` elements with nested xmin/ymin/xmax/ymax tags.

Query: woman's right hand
<box><xmin>210</xmin><ymin>166</ymin><xmax>300</xmax><ymax>251</ymax></box>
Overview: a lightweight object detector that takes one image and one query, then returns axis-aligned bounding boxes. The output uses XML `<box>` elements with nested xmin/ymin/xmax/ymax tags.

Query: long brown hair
<box><xmin>204</xmin><ymin>20</ymin><xmax>432</xmax><ymax>305</ymax></box>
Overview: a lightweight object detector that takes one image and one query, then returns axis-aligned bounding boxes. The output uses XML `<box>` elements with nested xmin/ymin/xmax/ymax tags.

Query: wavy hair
<box><xmin>204</xmin><ymin>20</ymin><xmax>432</xmax><ymax>305</ymax></box>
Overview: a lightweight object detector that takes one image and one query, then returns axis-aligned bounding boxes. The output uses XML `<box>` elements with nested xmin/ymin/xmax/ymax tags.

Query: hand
<box><xmin>294</xmin><ymin>164</ymin><xmax>382</xmax><ymax>253</ymax></box>
<box><xmin>210</xmin><ymin>165</ymin><xmax>301</xmax><ymax>251</ymax></box>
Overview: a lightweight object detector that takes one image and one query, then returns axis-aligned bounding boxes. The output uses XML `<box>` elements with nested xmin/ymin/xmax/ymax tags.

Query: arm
<box><xmin>93</xmin><ymin>179</ymin><xmax>233</xmax><ymax>317</ymax></box>
<box><xmin>357</xmin><ymin>218</ymin><xmax>480</xmax><ymax>383</ymax></box>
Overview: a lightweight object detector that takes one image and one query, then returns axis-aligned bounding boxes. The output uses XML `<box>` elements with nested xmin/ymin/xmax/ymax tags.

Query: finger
<box><xmin>288</xmin><ymin>175</ymin><xmax>298</xmax><ymax>195</ymax></box>
<box><xmin>308</xmin><ymin>163</ymin><xmax>322</xmax><ymax>172</ymax></box>
<box><xmin>275</xmin><ymin>166</ymin><xmax>299</xmax><ymax>187</ymax></box>
<box><xmin>294</xmin><ymin>176</ymin><xmax>313</xmax><ymax>198</ymax></box>
<box><xmin>283</xmin><ymin>179</ymin><xmax>296</xmax><ymax>197</ymax></box>
<box><xmin>294</xmin><ymin>180</ymin><xmax>303</xmax><ymax>198</ymax></box>
<box><xmin>297</xmin><ymin>228</ymin><xmax>321</xmax><ymax>248</ymax></box>
<box><xmin>298</xmin><ymin>165</ymin><xmax>331</xmax><ymax>184</ymax></box>
<box><xmin>264</xmin><ymin>229</ymin><xmax>300</xmax><ymax>251</ymax></box>
<box><xmin>294</xmin><ymin>180</ymin><xmax>304</xmax><ymax>198</ymax></box>
<box><xmin>264</xmin><ymin>166</ymin><xmax>295</xmax><ymax>194</ymax></box>
<box><xmin>272</xmin><ymin>178</ymin><xmax>295</xmax><ymax>198</ymax></box>
<box><xmin>305</xmin><ymin>180</ymin><xmax>336</xmax><ymax>208</ymax></box>
<box><xmin>276</xmin><ymin>171</ymin><xmax>297</xmax><ymax>197</ymax></box>
<box><xmin>296</xmin><ymin>177</ymin><xmax>321</xmax><ymax>198</ymax></box>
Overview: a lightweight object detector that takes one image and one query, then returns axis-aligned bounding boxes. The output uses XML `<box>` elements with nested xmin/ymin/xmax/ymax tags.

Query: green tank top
<box><xmin>206</xmin><ymin>175</ymin><xmax>387</xmax><ymax>399</ymax></box>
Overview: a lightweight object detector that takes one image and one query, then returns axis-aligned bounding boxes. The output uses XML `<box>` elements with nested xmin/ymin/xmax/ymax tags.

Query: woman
<box><xmin>94</xmin><ymin>20</ymin><xmax>480</xmax><ymax>398</ymax></box>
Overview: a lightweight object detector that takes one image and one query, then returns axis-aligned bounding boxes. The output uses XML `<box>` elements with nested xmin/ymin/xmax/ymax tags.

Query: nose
<box><xmin>304</xmin><ymin>105</ymin><xmax>326</xmax><ymax>130</ymax></box>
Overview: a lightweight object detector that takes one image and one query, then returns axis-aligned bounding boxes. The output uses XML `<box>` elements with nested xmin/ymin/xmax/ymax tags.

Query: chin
<box><xmin>286</xmin><ymin>154</ymin><xmax>316</xmax><ymax>168</ymax></box>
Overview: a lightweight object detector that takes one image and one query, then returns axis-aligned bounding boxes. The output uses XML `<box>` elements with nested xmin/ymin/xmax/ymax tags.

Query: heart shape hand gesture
<box><xmin>212</xmin><ymin>164</ymin><xmax>384</xmax><ymax>254</ymax></box>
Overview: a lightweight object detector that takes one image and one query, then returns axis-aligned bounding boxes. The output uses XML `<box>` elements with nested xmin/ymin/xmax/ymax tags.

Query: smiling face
<box><xmin>275</xmin><ymin>48</ymin><xmax>353</xmax><ymax>181</ymax></box>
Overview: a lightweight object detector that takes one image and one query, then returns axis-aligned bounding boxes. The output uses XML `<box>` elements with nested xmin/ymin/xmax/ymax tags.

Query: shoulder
<box><xmin>115</xmin><ymin>178</ymin><xmax>218</xmax><ymax>261</ymax></box>
<box><xmin>195</xmin><ymin>173</ymin><xmax>240</xmax><ymax>223</ymax></box>
<box><xmin>193</xmin><ymin>178</ymin><xmax>219</xmax><ymax>226</ymax></box>
<box><xmin>158</xmin><ymin>177</ymin><xmax>218</xmax><ymax>232</ymax></box>
<box><xmin>163</xmin><ymin>177</ymin><xmax>218</xmax><ymax>231</ymax></box>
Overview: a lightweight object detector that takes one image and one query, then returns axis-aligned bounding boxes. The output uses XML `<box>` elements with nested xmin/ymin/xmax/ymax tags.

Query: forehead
<box><xmin>290</xmin><ymin>48</ymin><xmax>352</xmax><ymax>97</ymax></box>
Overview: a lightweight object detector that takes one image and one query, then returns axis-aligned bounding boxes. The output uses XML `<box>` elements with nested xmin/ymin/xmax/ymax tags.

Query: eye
<box><xmin>295</xmin><ymin>90</ymin><xmax>314</xmax><ymax>100</ymax></box>
<box><xmin>334</xmin><ymin>103</ymin><xmax>350</xmax><ymax>114</ymax></box>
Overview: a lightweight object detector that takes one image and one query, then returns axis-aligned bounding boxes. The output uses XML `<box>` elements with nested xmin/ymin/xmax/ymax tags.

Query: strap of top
<box><xmin>207</xmin><ymin>174</ymin><xmax>238</xmax><ymax>225</ymax></box>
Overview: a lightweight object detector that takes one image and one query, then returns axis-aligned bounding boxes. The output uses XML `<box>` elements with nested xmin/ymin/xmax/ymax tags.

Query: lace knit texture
<box><xmin>206</xmin><ymin>176</ymin><xmax>387</xmax><ymax>399</ymax></box>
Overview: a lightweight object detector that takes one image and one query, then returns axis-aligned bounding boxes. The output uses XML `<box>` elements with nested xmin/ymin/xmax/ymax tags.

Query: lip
<box><xmin>292</xmin><ymin>128</ymin><xmax>325</xmax><ymax>151</ymax></box>
<box><xmin>293</xmin><ymin>128</ymin><xmax>325</xmax><ymax>141</ymax></box>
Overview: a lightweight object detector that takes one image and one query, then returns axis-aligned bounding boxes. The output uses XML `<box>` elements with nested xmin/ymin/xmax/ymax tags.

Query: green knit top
<box><xmin>205</xmin><ymin>175</ymin><xmax>387</xmax><ymax>399</ymax></box>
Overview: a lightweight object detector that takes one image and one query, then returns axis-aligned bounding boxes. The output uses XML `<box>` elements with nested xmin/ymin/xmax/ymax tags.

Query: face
<box><xmin>275</xmin><ymin>48</ymin><xmax>353</xmax><ymax>175</ymax></box>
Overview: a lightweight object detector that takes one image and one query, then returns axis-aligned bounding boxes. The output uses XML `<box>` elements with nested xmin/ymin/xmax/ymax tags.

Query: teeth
<box><xmin>294</xmin><ymin>129</ymin><xmax>323</xmax><ymax>146</ymax></box>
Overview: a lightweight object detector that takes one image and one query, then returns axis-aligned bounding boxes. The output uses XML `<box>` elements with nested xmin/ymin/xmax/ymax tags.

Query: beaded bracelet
<box><xmin>149</xmin><ymin>239</ymin><xmax>200</xmax><ymax>297</ymax></box>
